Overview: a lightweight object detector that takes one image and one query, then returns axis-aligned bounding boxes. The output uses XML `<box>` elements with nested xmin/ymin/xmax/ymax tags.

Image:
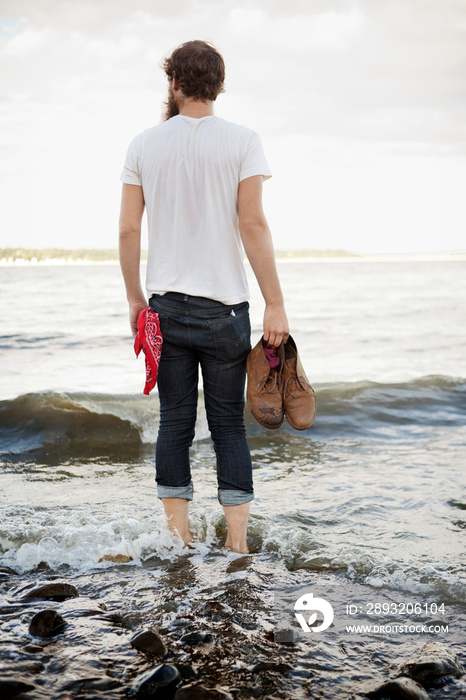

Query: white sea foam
<box><xmin>0</xmin><ymin>506</ymin><xmax>182</xmax><ymax>572</ymax></box>
<box><xmin>0</xmin><ymin>501</ymin><xmax>227</xmax><ymax>574</ymax></box>
<box><xmin>1</xmin><ymin>504</ymin><xmax>464</xmax><ymax>602</ymax></box>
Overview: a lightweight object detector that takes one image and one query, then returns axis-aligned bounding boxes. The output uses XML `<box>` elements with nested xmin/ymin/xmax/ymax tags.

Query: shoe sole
<box><xmin>285</xmin><ymin>402</ymin><xmax>317</xmax><ymax>431</ymax></box>
<box><xmin>285</xmin><ymin>413</ymin><xmax>316</xmax><ymax>430</ymax></box>
<box><xmin>248</xmin><ymin>406</ymin><xmax>284</xmax><ymax>430</ymax></box>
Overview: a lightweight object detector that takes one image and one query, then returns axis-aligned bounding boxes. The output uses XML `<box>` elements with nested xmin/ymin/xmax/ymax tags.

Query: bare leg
<box><xmin>223</xmin><ymin>502</ymin><xmax>250</xmax><ymax>553</ymax></box>
<box><xmin>161</xmin><ymin>498</ymin><xmax>193</xmax><ymax>546</ymax></box>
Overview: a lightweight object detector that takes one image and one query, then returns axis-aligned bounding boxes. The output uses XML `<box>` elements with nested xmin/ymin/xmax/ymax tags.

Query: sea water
<box><xmin>1</xmin><ymin>260</ymin><xmax>465</xmax><ymax>698</ymax></box>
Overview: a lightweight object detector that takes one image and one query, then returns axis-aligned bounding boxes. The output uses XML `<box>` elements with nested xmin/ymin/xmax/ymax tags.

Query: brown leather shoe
<box><xmin>282</xmin><ymin>336</ymin><xmax>316</xmax><ymax>430</ymax></box>
<box><xmin>246</xmin><ymin>338</ymin><xmax>284</xmax><ymax>429</ymax></box>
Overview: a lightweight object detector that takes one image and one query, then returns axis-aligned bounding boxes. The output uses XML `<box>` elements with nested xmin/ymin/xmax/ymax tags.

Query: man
<box><xmin>119</xmin><ymin>40</ymin><xmax>288</xmax><ymax>554</ymax></box>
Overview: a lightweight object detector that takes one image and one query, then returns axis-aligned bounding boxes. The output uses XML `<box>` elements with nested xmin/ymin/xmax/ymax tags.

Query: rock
<box><xmin>201</xmin><ymin>601</ymin><xmax>230</xmax><ymax>615</ymax></box>
<box><xmin>0</xmin><ymin>566</ymin><xmax>19</xmax><ymax>576</ymax></box>
<box><xmin>103</xmin><ymin>612</ymin><xmax>134</xmax><ymax>628</ymax></box>
<box><xmin>98</xmin><ymin>554</ymin><xmax>133</xmax><ymax>563</ymax></box>
<box><xmin>23</xmin><ymin>644</ymin><xmax>45</xmax><ymax>653</ymax></box>
<box><xmin>366</xmin><ymin>677</ymin><xmax>430</xmax><ymax>699</ymax></box>
<box><xmin>131</xmin><ymin>664</ymin><xmax>180</xmax><ymax>698</ymax></box>
<box><xmin>174</xmin><ymin>684</ymin><xmax>233</xmax><ymax>700</ymax></box>
<box><xmin>29</xmin><ymin>609</ymin><xmax>66</xmax><ymax>638</ymax></box>
<box><xmin>400</xmin><ymin>652</ymin><xmax>463</xmax><ymax>686</ymax></box>
<box><xmin>21</xmin><ymin>582</ymin><xmax>79</xmax><ymax>602</ymax></box>
<box><xmin>0</xmin><ymin>678</ymin><xmax>37</xmax><ymax>699</ymax></box>
<box><xmin>173</xmin><ymin>664</ymin><xmax>198</xmax><ymax>681</ymax></box>
<box><xmin>225</xmin><ymin>555</ymin><xmax>253</xmax><ymax>574</ymax></box>
<box><xmin>131</xmin><ymin>629</ymin><xmax>167</xmax><ymax>657</ymax></box>
<box><xmin>180</xmin><ymin>632</ymin><xmax>213</xmax><ymax>645</ymax></box>
<box><xmin>59</xmin><ymin>596</ymin><xmax>106</xmax><ymax>616</ymax></box>
<box><xmin>61</xmin><ymin>677</ymin><xmax>123</xmax><ymax>693</ymax></box>
<box><xmin>251</xmin><ymin>661</ymin><xmax>293</xmax><ymax>675</ymax></box>
<box><xmin>273</xmin><ymin>628</ymin><xmax>298</xmax><ymax>645</ymax></box>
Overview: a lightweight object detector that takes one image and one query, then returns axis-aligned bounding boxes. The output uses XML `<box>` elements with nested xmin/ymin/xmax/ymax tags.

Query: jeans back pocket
<box><xmin>208</xmin><ymin>308</ymin><xmax>251</xmax><ymax>362</ymax></box>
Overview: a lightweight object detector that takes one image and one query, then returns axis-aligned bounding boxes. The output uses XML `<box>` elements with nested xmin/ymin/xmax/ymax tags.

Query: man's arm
<box><xmin>238</xmin><ymin>175</ymin><xmax>289</xmax><ymax>348</ymax></box>
<box><xmin>119</xmin><ymin>183</ymin><xmax>147</xmax><ymax>336</ymax></box>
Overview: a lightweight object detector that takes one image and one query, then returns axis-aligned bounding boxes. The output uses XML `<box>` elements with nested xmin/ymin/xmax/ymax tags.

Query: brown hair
<box><xmin>162</xmin><ymin>40</ymin><xmax>225</xmax><ymax>102</ymax></box>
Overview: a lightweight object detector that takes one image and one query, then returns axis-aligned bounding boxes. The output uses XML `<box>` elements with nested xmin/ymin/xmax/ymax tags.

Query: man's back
<box><xmin>122</xmin><ymin>115</ymin><xmax>271</xmax><ymax>304</ymax></box>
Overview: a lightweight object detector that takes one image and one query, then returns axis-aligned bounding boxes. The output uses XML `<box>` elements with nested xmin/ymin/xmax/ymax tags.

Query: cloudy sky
<box><xmin>1</xmin><ymin>0</ymin><xmax>465</xmax><ymax>254</ymax></box>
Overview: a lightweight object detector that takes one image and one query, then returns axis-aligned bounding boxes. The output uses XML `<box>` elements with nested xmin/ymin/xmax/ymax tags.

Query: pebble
<box><xmin>400</xmin><ymin>645</ymin><xmax>463</xmax><ymax>686</ymax></box>
<box><xmin>98</xmin><ymin>554</ymin><xmax>133</xmax><ymax>563</ymax></box>
<box><xmin>130</xmin><ymin>628</ymin><xmax>167</xmax><ymax>657</ymax></box>
<box><xmin>0</xmin><ymin>678</ymin><xmax>37</xmax><ymax>699</ymax></box>
<box><xmin>21</xmin><ymin>582</ymin><xmax>79</xmax><ymax>602</ymax></box>
<box><xmin>131</xmin><ymin>664</ymin><xmax>180</xmax><ymax>698</ymax></box>
<box><xmin>225</xmin><ymin>555</ymin><xmax>253</xmax><ymax>574</ymax></box>
<box><xmin>180</xmin><ymin>632</ymin><xmax>213</xmax><ymax>645</ymax></box>
<box><xmin>251</xmin><ymin>661</ymin><xmax>293</xmax><ymax>675</ymax></box>
<box><xmin>60</xmin><ymin>677</ymin><xmax>123</xmax><ymax>694</ymax></box>
<box><xmin>200</xmin><ymin>601</ymin><xmax>230</xmax><ymax>615</ymax></box>
<box><xmin>173</xmin><ymin>664</ymin><xmax>198</xmax><ymax>681</ymax></box>
<box><xmin>174</xmin><ymin>684</ymin><xmax>233</xmax><ymax>700</ymax></box>
<box><xmin>273</xmin><ymin>628</ymin><xmax>298</xmax><ymax>645</ymax></box>
<box><xmin>23</xmin><ymin>644</ymin><xmax>46</xmax><ymax>654</ymax></box>
<box><xmin>59</xmin><ymin>596</ymin><xmax>107</xmax><ymax>616</ymax></box>
<box><xmin>29</xmin><ymin>609</ymin><xmax>66</xmax><ymax>638</ymax></box>
<box><xmin>367</xmin><ymin>676</ymin><xmax>430</xmax><ymax>699</ymax></box>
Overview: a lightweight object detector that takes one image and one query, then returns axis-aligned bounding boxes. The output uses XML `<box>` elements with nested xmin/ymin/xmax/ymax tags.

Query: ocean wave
<box><xmin>1</xmin><ymin>504</ymin><xmax>463</xmax><ymax>601</ymax></box>
<box><xmin>0</xmin><ymin>505</ymin><xmax>183</xmax><ymax>572</ymax></box>
<box><xmin>0</xmin><ymin>392</ymin><xmax>145</xmax><ymax>459</ymax></box>
<box><xmin>0</xmin><ymin>333</ymin><xmax>67</xmax><ymax>350</ymax></box>
<box><xmin>0</xmin><ymin>375</ymin><xmax>465</xmax><ymax>458</ymax></box>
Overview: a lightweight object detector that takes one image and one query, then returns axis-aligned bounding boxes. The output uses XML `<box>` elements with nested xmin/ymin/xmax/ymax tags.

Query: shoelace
<box><xmin>256</xmin><ymin>372</ymin><xmax>283</xmax><ymax>393</ymax></box>
<box><xmin>284</xmin><ymin>375</ymin><xmax>311</xmax><ymax>397</ymax></box>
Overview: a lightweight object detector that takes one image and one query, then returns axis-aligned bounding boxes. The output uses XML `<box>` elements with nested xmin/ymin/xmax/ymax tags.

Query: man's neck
<box><xmin>179</xmin><ymin>98</ymin><xmax>214</xmax><ymax>118</ymax></box>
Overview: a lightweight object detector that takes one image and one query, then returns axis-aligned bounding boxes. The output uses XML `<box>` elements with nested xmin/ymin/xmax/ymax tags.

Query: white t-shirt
<box><xmin>120</xmin><ymin>115</ymin><xmax>272</xmax><ymax>305</ymax></box>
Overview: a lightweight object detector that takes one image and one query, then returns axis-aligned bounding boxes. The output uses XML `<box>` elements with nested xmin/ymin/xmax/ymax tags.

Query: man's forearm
<box><xmin>238</xmin><ymin>175</ymin><xmax>289</xmax><ymax>345</ymax></box>
<box><xmin>240</xmin><ymin>218</ymin><xmax>289</xmax><ymax>347</ymax></box>
<box><xmin>119</xmin><ymin>183</ymin><xmax>146</xmax><ymax>335</ymax></box>
<box><xmin>119</xmin><ymin>228</ymin><xmax>145</xmax><ymax>303</ymax></box>
<box><xmin>119</xmin><ymin>228</ymin><xmax>147</xmax><ymax>337</ymax></box>
<box><xmin>241</xmin><ymin>220</ymin><xmax>285</xmax><ymax>307</ymax></box>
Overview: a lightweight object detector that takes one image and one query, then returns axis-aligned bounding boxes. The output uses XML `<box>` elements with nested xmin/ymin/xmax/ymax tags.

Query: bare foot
<box><xmin>224</xmin><ymin>543</ymin><xmax>250</xmax><ymax>554</ymax></box>
<box><xmin>173</xmin><ymin>529</ymin><xmax>194</xmax><ymax>547</ymax></box>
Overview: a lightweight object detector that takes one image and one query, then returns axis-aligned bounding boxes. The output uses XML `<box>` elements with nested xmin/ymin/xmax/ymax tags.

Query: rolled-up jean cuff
<box><xmin>157</xmin><ymin>482</ymin><xmax>193</xmax><ymax>501</ymax></box>
<box><xmin>218</xmin><ymin>489</ymin><xmax>254</xmax><ymax>506</ymax></box>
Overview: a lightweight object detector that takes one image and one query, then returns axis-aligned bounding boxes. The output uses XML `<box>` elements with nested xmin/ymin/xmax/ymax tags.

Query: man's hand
<box><xmin>129</xmin><ymin>299</ymin><xmax>147</xmax><ymax>337</ymax></box>
<box><xmin>263</xmin><ymin>302</ymin><xmax>289</xmax><ymax>348</ymax></box>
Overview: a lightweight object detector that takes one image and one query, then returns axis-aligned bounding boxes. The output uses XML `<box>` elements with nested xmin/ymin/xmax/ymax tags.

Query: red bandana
<box><xmin>134</xmin><ymin>308</ymin><xmax>163</xmax><ymax>395</ymax></box>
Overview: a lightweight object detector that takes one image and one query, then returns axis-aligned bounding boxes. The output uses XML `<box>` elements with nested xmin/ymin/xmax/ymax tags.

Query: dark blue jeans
<box><xmin>149</xmin><ymin>293</ymin><xmax>254</xmax><ymax>506</ymax></box>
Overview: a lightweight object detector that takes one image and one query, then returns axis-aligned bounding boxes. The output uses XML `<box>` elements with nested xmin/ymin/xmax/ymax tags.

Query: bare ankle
<box><xmin>223</xmin><ymin>502</ymin><xmax>250</xmax><ymax>554</ymax></box>
<box><xmin>162</xmin><ymin>497</ymin><xmax>191</xmax><ymax>546</ymax></box>
<box><xmin>226</xmin><ymin>545</ymin><xmax>249</xmax><ymax>554</ymax></box>
<box><xmin>169</xmin><ymin>526</ymin><xmax>193</xmax><ymax>547</ymax></box>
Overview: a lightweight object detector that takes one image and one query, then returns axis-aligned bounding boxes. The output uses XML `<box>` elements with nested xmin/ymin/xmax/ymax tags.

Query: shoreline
<box><xmin>0</xmin><ymin>551</ymin><xmax>464</xmax><ymax>700</ymax></box>
<box><xmin>1</xmin><ymin>251</ymin><xmax>465</xmax><ymax>266</ymax></box>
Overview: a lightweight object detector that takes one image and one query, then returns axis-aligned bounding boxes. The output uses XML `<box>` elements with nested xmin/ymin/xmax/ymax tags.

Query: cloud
<box><xmin>4</xmin><ymin>0</ymin><xmax>464</xmax><ymax>150</ymax></box>
<box><xmin>1</xmin><ymin>0</ymin><xmax>466</xmax><ymax>251</ymax></box>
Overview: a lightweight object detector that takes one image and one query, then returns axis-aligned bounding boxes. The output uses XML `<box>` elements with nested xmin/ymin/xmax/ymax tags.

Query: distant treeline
<box><xmin>275</xmin><ymin>248</ymin><xmax>360</xmax><ymax>259</ymax></box>
<box><xmin>1</xmin><ymin>248</ymin><xmax>146</xmax><ymax>262</ymax></box>
<box><xmin>2</xmin><ymin>247</ymin><xmax>358</xmax><ymax>263</ymax></box>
